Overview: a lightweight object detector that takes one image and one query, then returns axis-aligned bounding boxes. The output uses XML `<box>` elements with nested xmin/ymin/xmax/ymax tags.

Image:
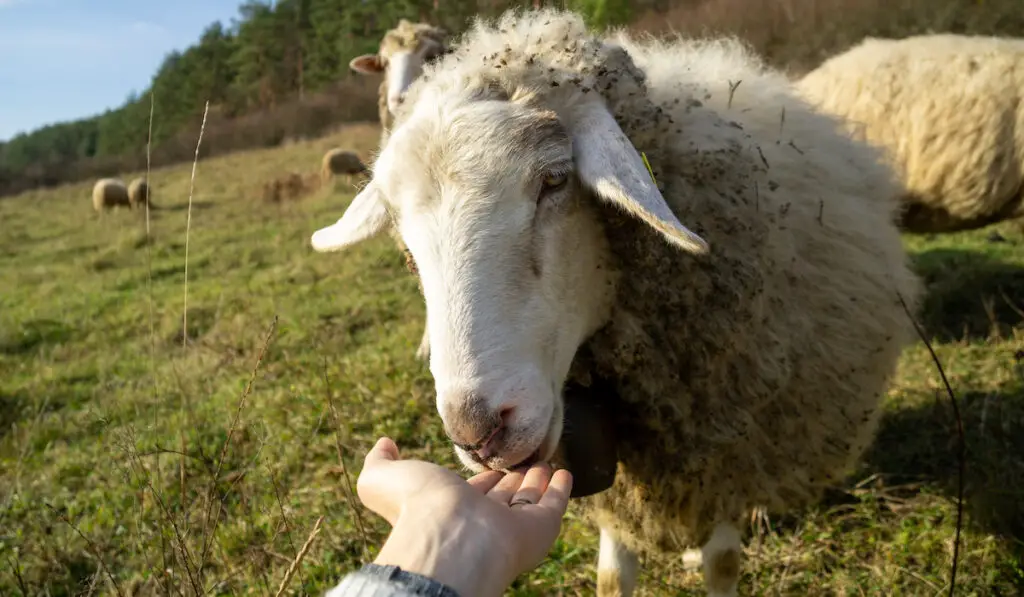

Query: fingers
<box><xmin>537</xmin><ymin>468</ymin><xmax>573</xmax><ymax>514</ymax></box>
<box><xmin>466</xmin><ymin>470</ymin><xmax>505</xmax><ymax>493</ymax></box>
<box><xmin>486</xmin><ymin>468</ymin><xmax>525</xmax><ymax>504</ymax></box>
<box><xmin>508</xmin><ymin>462</ymin><xmax>552</xmax><ymax>507</ymax></box>
<box><xmin>364</xmin><ymin>437</ymin><xmax>400</xmax><ymax>467</ymax></box>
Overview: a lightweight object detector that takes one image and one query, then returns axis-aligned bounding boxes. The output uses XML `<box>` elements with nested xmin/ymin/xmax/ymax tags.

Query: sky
<box><xmin>0</xmin><ymin>0</ymin><xmax>245</xmax><ymax>141</ymax></box>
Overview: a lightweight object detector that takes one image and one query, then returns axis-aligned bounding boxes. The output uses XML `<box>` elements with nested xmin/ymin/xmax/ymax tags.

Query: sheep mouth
<box><xmin>505</xmin><ymin>447</ymin><xmax>543</xmax><ymax>472</ymax></box>
<box><xmin>466</xmin><ymin>439</ymin><xmax>547</xmax><ymax>473</ymax></box>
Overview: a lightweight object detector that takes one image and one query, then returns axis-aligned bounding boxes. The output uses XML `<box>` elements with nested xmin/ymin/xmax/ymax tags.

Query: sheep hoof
<box><xmin>682</xmin><ymin>548</ymin><xmax>703</xmax><ymax>570</ymax></box>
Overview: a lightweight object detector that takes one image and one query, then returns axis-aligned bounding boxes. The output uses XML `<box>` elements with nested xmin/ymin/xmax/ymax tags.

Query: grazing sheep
<box><xmin>795</xmin><ymin>33</ymin><xmax>1024</xmax><ymax>234</ymax></box>
<box><xmin>127</xmin><ymin>177</ymin><xmax>151</xmax><ymax>209</ymax></box>
<box><xmin>321</xmin><ymin>148</ymin><xmax>369</xmax><ymax>185</ymax></box>
<box><xmin>312</xmin><ymin>9</ymin><xmax>922</xmax><ymax>596</ymax></box>
<box><xmin>91</xmin><ymin>178</ymin><xmax>131</xmax><ymax>211</ymax></box>
<box><xmin>350</xmin><ymin>19</ymin><xmax>451</xmax><ymax>148</ymax></box>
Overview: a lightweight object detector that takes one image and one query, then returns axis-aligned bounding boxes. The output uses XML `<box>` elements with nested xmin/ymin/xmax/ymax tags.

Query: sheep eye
<box><xmin>538</xmin><ymin>172</ymin><xmax>568</xmax><ymax>200</ymax></box>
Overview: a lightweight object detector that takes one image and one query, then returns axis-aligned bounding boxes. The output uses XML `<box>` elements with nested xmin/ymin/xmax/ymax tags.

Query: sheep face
<box><xmin>350</xmin><ymin>24</ymin><xmax>448</xmax><ymax>115</ymax></box>
<box><xmin>311</xmin><ymin>87</ymin><xmax>708</xmax><ymax>474</ymax></box>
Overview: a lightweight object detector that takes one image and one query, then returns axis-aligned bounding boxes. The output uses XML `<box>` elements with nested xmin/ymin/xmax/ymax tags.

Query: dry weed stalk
<box><xmin>322</xmin><ymin>358</ymin><xmax>371</xmax><ymax>560</ymax></box>
<box><xmin>897</xmin><ymin>292</ymin><xmax>965</xmax><ymax>597</ymax></box>
<box><xmin>197</xmin><ymin>315</ymin><xmax>279</xmax><ymax>581</ymax></box>
<box><xmin>7</xmin><ymin>554</ymin><xmax>29</xmax><ymax>597</ymax></box>
<box><xmin>46</xmin><ymin>504</ymin><xmax>126</xmax><ymax>597</ymax></box>
<box><xmin>274</xmin><ymin>516</ymin><xmax>324</xmax><ymax>597</ymax></box>
<box><xmin>183</xmin><ymin>99</ymin><xmax>211</xmax><ymax>349</ymax></box>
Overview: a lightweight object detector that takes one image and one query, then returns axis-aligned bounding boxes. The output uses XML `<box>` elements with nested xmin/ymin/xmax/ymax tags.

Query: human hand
<box><xmin>356</xmin><ymin>437</ymin><xmax>573</xmax><ymax>597</ymax></box>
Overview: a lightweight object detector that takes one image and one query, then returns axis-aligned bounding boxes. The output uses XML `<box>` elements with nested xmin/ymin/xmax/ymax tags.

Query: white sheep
<box><xmin>795</xmin><ymin>33</ymin><xmax>1024</xmax><ymax>234</ymax></box>
<box><xmin>348</xmin><ymin>19</ymin><xmax>451</xmax><ymax>362</ymax></box>
<box><xmin>91</xmin><ymin>178</ymin><xmax>131</xmax><ymax>211</ymax></box>
<box><xmin>349</xmin><ymin>19</ymin><xmax>450</xmax><ymax>149</ymax></box>
<box><xmin>312</xmin><ymin>9</ymin><xmax>921</xmax><ymax>596</ymax></box>
<box><xmin>127</xmin><ymin>177</ymin><xmax>151</xmax><ymax>209</ymax></box>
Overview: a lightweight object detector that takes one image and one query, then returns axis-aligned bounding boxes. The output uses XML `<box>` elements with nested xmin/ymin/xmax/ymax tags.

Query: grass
<box><xmin>1</xmin><ymin>117</ymin><xmax>1023</xmax><ymax>597</ymax></box>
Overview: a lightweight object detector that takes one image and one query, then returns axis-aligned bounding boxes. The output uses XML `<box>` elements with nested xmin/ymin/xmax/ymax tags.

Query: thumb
<box><xmin>364</xmin><ymin>437</ymin><xmax>400</xmax><ymax>469</ymax></box>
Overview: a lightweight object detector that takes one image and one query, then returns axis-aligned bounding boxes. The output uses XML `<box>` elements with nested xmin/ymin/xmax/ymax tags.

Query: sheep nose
<box><xmin>440</xmin><ymin>390</ymin><xmax>511</xmax><ymax>460</ymax></box>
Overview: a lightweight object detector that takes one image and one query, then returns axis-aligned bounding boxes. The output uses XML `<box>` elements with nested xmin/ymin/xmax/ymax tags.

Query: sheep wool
<box><xmin>350</xmin><ymin>19</ymin><xmax>450</xmax><ymax>148</ymax></box>
<box><xmin>397</xmin><ymin>8</ymin><xmax>922</xmax><ymax>592</ymax></box>
<box><xmin>346</xmin><ymin>19</ymin><xmax>450</xmax><ymax>362</ymax></box>
<box><xmin>795</xmin><ymin>33</ymin><xmax>1024</xmax><ymax>233</ymax></box>
<box><xmin>91</xmin><ymin>178</ymin><xmax>131</xmax><ymax>211</ymax></box>
<box><xmin>127</xmin><ymin>177</ymin><xmax>151</xmax><ymax>209</ymax></box>
<box><xmin>321</xmin><ymin>148</ymin><xmax>368</xmax><ymax>184</ymax></box>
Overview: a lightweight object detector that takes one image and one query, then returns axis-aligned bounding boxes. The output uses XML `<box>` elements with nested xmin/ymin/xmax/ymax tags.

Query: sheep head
<box><xmin>350</xmin><ymin>20</ymin><xmax>449</xmax><ymax>115</ymax></box>
<box><xmin>312</xmin><ymin>71</ymin><xmax>708</xmax><ymax>478</ymax></box>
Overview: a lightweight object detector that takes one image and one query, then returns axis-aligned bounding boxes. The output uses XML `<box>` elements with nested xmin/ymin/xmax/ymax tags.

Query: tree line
<box><xmin>3</xmin><ymin>0</ymin><xmax>1019</xmax><ymax>200</ymax></box>
<box><xmin>0</xmin><ymin>0</ymin><xmax>640</xmax><ymax>199</ymax></box>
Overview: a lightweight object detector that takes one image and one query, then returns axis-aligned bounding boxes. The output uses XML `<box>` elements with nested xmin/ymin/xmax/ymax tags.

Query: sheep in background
<box><xmin>796</xmin><ymin>33</ymin><xmax>1024</xmax><ymax>234</ymax></box>
<box><xmin>127</xmin><ymin>177</ymin><xmax>151</xmax><ymax>209</ymax></box>
<box><xmin>349</xmin><ymin>19</ymin><xmax>450</xmax><ymax>148</ymax></box>
<box><xmin>321</xmin><ymin>148</ymin><xmax>369</xmax><ymax>185</ymax></box>
<box><xmin>92</xmin><ymin>178</ymin><xmax>131</xmax><ymax>211</ymax></box>
<box><xmin>311</xmin><ymin>9</ymin><xmax>921</xmax><ymax>596</ymax></box>
<box><xmin>346</xmin><ymin>19</ymin><xmax>450</xmax><ymax>362</ymax></box>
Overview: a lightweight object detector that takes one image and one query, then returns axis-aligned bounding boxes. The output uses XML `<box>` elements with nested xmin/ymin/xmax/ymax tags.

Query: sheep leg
<box><xmin>701</xmin><ymin>522</ymin><xmax>742</xmax><ymax>597</ymax></box>
<box><xmin>597</xmin><ymin>527</ymin><xmax>638</xmax><ymax>597</ymax></box>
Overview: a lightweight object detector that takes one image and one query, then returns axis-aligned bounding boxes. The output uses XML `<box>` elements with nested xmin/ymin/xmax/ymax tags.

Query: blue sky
<box><xmin>0</xmin><ymin>0</ymin><xmax>245</xmax><ymax>141</ymax></box>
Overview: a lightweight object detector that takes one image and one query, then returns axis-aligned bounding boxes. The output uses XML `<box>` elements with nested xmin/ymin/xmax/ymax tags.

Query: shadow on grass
<box><xmin>0</xmin><ymin>318</ymin><xmax>75</xmax><ymax>356</ymax></box>
<box><xmin>911</xmin><ymin>247</ymin><xmax>1024</xmax><ymax>342</ymax></box>
<box><xmin>155</xmin><ymin>200</ymin><xmax>215</xmax><ymax>212</ymax></box>
<box><xmin>837</xmin><ymin>376</ymin><xmax>1024</xmax><ymax>551</ymax></box>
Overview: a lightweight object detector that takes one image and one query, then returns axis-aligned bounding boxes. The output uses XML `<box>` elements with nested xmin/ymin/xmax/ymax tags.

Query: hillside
<box><xmin>3</xmin><ymin>0</ymin><xmax>1023</xmax><ymax>200</ymax></box>
<box><xmin>2</xmin><ymin>115</ymin><xmax>1023</xmax><ymax>593</ymax></box>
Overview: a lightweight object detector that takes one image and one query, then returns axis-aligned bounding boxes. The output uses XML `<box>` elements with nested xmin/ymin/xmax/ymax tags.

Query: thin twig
<box><xmin>124</xmin><ymin>435</ymin><xmax>202</xmax><ymax>594</ymax></box>
<box><xmin>180</xmin><ymin>100</ymin><xmax>210</xmax><ymax>529</ymax></box>
<box><xmin>7</xmin><ymin>555</ymin><xmax>29</xmax><ymax>597</ymax></box>
<box><xmin>268</xmin><ymin>463</ymin><xmax>304</xmax><ymax>588</ymax></box>
<box><xmin>145</xmin><ymin>89</ymin><xmax>156</xmax><ymax>381</ymax></box>
<box><xmin>46</xmin><ymin>504</ymin><xmax>126</xmax><ymax>597</ymax></box>
<box><xmin>183</xmin><ymin>100</ymin><xmax>210</xmax><ymax>348</ymax></box>
<box><xmin>323</xmin><ymin>358</ymin><xmax>371</xmax><ymax>560</ymax></box>
<box><xmin>897</xmin><ymin>291</ymin><xmax>964</xmax><ymax>597</ymax></box>
<box><xmin>198</xmin><ymin>315</ymin><xmax>279</xmax><ymax>578</ymax></box>
<box><xmin>273</xmin><ymin>516</ymin><xmax>324</xmax><ymax>597</ymax></box>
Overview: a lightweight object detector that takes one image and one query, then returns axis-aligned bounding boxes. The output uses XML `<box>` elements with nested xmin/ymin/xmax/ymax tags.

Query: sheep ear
<box><xmin>350</xmin><ymin>54</ymin><xmax>384</xmax><ymax>75</ymax></box>
<box><xmin>572</xmin><ymin>101</ymin><xmax>709</xmax><ymax>255</ymax></box>
<box><xmin>310</xmin><ymin>183</ymin><xmax>389</xmax><ymax>252</ymax></box>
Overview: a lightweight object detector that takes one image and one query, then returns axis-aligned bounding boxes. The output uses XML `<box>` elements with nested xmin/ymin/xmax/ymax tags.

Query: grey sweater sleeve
<box><xmin>324</xmin><ymin>564</ymin><xmax>463</xmax><ymax>597</ymax></box>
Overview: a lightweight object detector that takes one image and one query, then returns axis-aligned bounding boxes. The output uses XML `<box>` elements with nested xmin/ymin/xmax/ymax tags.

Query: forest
<box><xmin>1</xmin><ymin>0</ymin><xmax>1021</xmax><ymax>199</ymax></box>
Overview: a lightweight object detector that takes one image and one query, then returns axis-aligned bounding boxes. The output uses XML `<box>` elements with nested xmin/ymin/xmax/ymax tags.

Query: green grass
<box><xmin>1</xmin><ymin>120</ymin><xmax>1023</xmax><ymax>596</ymax></box>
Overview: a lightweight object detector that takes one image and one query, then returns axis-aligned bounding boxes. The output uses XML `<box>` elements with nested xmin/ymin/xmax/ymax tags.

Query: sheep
<box><xmin>321</xmin><ymin>148</ymin><xmax>369</xmax><ymax>185</ymax></box>
<box><xmin>795</xmin><ymin>33</ymin><xmax>1024</xmax><ymax>234</ymax></box>
<box><xmin>127</xmin><ymin>177</ymin><xmax>151</xmax><ymax>209</ymax></box>
<box><xmin>349</xmin><ymin>18</ymin><xmax>451</xmax><ymax>148</ymax></box>
<box><xmin>347</xmin><ymin>19</ymin><xmax>451</xmax><ymax>362</ymax></box>
<box><xmin>310</xmin><ymin>9</ymin><xmax>922</xmax><ymax>596</ymax></box>
<box><xmin>91</xmin><ymin>178</ymin><xmax>131</xmax><ymax>211</ymax></box>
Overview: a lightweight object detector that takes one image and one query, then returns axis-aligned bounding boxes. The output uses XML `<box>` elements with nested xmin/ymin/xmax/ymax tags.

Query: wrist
<box><xmin>373</xmin><ymin>504</ymin><xmax>511</xmax><ymax>597</ymax></box>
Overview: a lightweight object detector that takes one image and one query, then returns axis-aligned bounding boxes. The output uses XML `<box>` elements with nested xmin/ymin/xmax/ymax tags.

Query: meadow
<box><xmin>1</xmin><ymin>115</ymin><xmax>1023</xmax><ymax>596</ymax></box>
